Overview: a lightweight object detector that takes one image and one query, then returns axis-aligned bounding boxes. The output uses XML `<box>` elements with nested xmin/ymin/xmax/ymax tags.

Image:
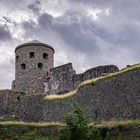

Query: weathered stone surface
<box><xmin>0</xmin><ymin>90</ymin><xmax>24</xmax><ymax>118</ymax></box>
<box><xmin>12</xmin><ymin>41</ymin><xmax>54</xmax><ymax>94</ymax></box>
<box><xmin>46</xmin><ymin>63</ymin><xmax>119</xmax><ymax>95</ymax></box>
<box><xmin>0</xmin><ymin>40</ymin><xmax>139</xmax><ymax>123</ymax></box>
<box><xmin>13</xmin><ymin>69</ymin><xmax>140</xmax><ymax>122</ymax></box>
<box><xmin>11</xmin><ymin>40</ymin><xmax>119</xmax><ymax>95</ymax></box>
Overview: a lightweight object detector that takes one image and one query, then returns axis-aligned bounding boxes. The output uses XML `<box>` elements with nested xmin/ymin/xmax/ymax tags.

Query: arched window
<box><xmin>21</xmin><ymin>63</ymin><xmax>26</xmax><ymax>70</ymax></box>
<box><xmin>43</xmin><ymin>53</ymin><xmax>48</xmax><ymax>59</ymax></box>
<box><xmin>29</xmin><ymin>52</ymin><xmax>34</xmax><ymax>58</ymax></box>
<box><xmin>16</xmin><ymin>55</ymin><xmax>19</xmax><ymax>61</ymax></box>
<box><xmin>38</xmin><ymin>63</ymin><xmax>43</xmax><ymax>69</ymax></box>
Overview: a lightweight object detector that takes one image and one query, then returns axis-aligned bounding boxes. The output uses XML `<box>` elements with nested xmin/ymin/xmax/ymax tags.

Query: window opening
<box><xmin>21</xmin><ymin>63</ymin><xmax>26</xmax><ymax>70</ymax></box>
<box><xmin>43</xmin><ymin>53</ymin><xmax>48</xmax><ymax>59</ymax></box>
<box><xmin>38</xmin><ymin>63</ymin><xmax>43</xmax><ymax>68</ymax></box>
<box><xmin>29</xmin><ymin>52</ymin><xmax>34</xmax><ymax>58</ymax></box>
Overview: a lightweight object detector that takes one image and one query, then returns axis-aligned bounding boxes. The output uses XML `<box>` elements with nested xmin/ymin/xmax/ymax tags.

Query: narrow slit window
<box><xmin>43</xmin><ymin>53</ymin><xmax>48</xmax><ymax>59</ymax></box>
<box><xmin>29</xmin><ymin>52</ymin><xmax>34</xmax><ymax>58</ymax></box>
<box><xmin>46</xmin><ymin>72</ymin><xmax>49</xmax><ymax>76</ymax></box>
<box><xmin>16</xmin><ymin>55</ymin><xmax>19</xmax><ymax>61</ymax></box>
<box><xmin>21</xmin><ymin>63</ymin><xmax>26</xmax><ymax>70</ymax></box>
<box><xmin>38</xmin><ymin>63</ymin><xmax>43</xmax><ymax>69</ymax></box>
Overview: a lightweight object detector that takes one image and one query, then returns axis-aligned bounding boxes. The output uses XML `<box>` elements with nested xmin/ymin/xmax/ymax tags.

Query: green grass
<box><xmin>0</xmin><ymin>120</ymin><xmax>139</xmax><ymax>140</ymax></box>
<box><xmin>0</xmin><ymin>116</ymin><xmax>18</xmax><ymax>122</ymax></box>
<box><xmin>0</xmin><ymin>121</ymin><xmax>64</xmax><ymax>140</ymax></box>
<box><xmin>89</xmin><ymin>119</ymin><xmax>140</xmax><ymax>128</ymax></box>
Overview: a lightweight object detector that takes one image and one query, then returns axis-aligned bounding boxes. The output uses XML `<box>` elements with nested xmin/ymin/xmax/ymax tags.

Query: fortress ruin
<box><xmin>12</xmin><ymin>40</ymin><xmax>119</xmax><ymax>95</ymax></box>
<box><xmin>0</xmin><ymin>40</ymin><xmax>139</xmax><ymax>122</ymax></box>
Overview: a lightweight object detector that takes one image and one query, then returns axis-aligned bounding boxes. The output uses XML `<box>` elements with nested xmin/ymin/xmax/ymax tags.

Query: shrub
<box><xmin>61</xmin><ymin>104</ymin><xmax>90</xmax><ymax>140</ymax></box>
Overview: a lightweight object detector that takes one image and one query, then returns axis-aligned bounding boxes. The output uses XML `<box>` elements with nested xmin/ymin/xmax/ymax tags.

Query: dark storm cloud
<box><xmin>22</xmin><ymin>0</ymin><xmax>140</xmax><ymax>67</ymax></box>
<box><xmin>68</xmin><ymin>0</ymin><xmax>140</xmax><ymax>50</ymax></box>
<box><xmin>36</xmin><ymin>12</ymin><xmax>99</xmax><ymax>54</ymax></box>
<box><xmin>27</xmin><ymin>0</ymin><xmax>41</xmax><ymax>15</ymax></box>
<box><xmin>38</xmin><ymin>13</ymin><xmax>53</xmax><ymax>28</ymax></box>
<box><xmin>0</xmin><ymin>25</ymin><xmax>12</xmax><ymax>41</ymax></box>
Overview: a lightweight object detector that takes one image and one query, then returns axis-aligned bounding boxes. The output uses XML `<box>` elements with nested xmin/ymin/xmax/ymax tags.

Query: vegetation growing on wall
<box><xmin>44</xmin><ymin>90</ymin><xmax>77</xmax><ymax>101</ymax></box>
<box><xmin>45</xmin><ymin>64</ymin><xmax>140</xmax><ymax>101</ymax></box>
<box><xmin>0</xmin><ymin>89</ymin><xmax>25</xmax><ymax>95</ymax></box>
<box><xmin>79</xmin><ymin>64</ymin><xmax>140</xmax><ymax>88</ymax></box>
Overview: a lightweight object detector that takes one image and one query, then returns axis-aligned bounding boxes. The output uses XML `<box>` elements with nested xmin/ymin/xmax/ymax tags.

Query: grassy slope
<box><xmin>0</xmin><ymin>120</ymin><xmax>139</xmax><ymax>140</ymax></box>
<box><xmin>45</xmin><ymin>64</ymin><xmax>140</xmax><ymax>101</ymax></box>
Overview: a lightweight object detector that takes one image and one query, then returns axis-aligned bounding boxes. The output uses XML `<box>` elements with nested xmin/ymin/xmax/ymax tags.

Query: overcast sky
<box><xmin>0</xmin><ymin>0</ymin><xmax>140</xmax><ymax>88</ymax></box>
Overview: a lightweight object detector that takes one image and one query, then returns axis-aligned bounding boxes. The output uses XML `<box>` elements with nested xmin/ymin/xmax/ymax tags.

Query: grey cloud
<box><xmin>27</xmin><ymin>0</ymin><xmax>41</xmax><ymax>15</ymax></box>
<box><xmin>22</xmin><ymin>0</ymin><xmax>140</xmax><ymax>68</ymax></box>
<box><xmin>37</xmin><ymin>12</ymin><xmax>99</xmax><ymax>54</ymax></box>
<box><xmin>38</xmin><ymin>13</ymin><xmax>53</xmax><ymax>28</ymax></box>
<box><xmin>1</xmin><ymin>0</ymin><xmax>140</xmax><ymax>89</ymax></box>
<box><xmin>0</xmin><ymin>25</ymin><xmax>12</xmax><ymax>41</ymax></box>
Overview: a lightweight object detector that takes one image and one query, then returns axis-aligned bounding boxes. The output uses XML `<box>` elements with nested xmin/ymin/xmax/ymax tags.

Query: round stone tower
<box><xmin>12</xmin><ymin>40</ymin><xmax>54</xmax><ymax>94</ymax></box>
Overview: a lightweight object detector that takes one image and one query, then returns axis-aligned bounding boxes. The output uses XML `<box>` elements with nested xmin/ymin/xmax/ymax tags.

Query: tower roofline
<box><xmin>15</xmin><ymin>40</ymin><xmax>55</xmax><ymax>53</ymax></box>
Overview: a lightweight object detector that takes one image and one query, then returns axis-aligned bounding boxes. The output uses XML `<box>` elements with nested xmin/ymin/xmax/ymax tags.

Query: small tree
<box><xmin>64</xmin><ymin>104</ymin><xmax>90</xmax><ymax>140</ymax></box>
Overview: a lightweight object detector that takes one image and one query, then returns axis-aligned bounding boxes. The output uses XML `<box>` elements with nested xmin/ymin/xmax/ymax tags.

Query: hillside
<box><xmin>0</xmin><ymin>120</ymin><xmax>140</xmax><ymax>140</ymax></box>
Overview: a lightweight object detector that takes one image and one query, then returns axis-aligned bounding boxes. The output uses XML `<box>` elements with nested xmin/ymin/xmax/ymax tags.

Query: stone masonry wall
<box><xmin>17</xmin><ymin>68</ymin><xmax>140</xmax><ymax>122</ymax></box>
<box><xmin>12</xmin><ymin>44</ymin><xmax>54</xmax><ymax>94</ymax></box>
<box><xmin>46</xmin><ymin>64</ymin><xmax>119</xmax><ymax>95</ymax></box>
<box><xmin>0</xmin><ymin>90</ymin><xmax>25</xmax><ymax>118</ymax></box>
<box><xmin>73</xmin><ymin>65</ymin><xmax>119</xmax><ymax>89</ymax></box>
<box><xmin>46</xmin><ymin>63</ymin><xmax>75</xmax><ymax>94</ymax></box>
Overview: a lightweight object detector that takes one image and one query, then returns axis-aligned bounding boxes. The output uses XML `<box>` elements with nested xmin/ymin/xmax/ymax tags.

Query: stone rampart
<box><xmin>16</xmin><ymin>66</ymin><xmax>140</xmax><ymax>122</ymax></box>
<box><xmin>0</xmin><ymin>90</ymin><xmax>25</xmax><ymax>118</ymax></box>
<box><xmin>46</xmin><ymin>64</ymin><xmax>119</xmax><ymax>95</ymax></box>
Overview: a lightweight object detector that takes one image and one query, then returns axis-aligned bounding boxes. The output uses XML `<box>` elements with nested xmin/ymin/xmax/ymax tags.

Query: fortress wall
<box><xmin>47</xmin><ymin>63</ymin><xmax>75</xmax><ymax>94</ymax></box>
<box><xmin>43</xmin><ymin>69</ymin><xmax>140</xmax><ymax>122</ymax></box>
<box><xmin>19</xmin><ymin>68</ymin><xmax>140</xmax><ymax>122</ymax></box>
<box><xmin>72</xmin><ymin>73</ymin><xmax>83</xmax><ymax>89</ymax></box>
<box><xmin>47</xmin><ymin>64</ymin><xmax>119</xmax><ymax>95</ymax></box>
<box><xmin>19</xmin><ymin>94</ymin><xmax>46</xmax><ymax>122</ymax></box>
<box><xmin>0</xmin><ymin>90</ymin><xmax>24</xmax><ymax>117</ymax></box>
<box><xmin>13</xmin><ymin>78</ymin><xmax>45</xmax><ymax>95</ymax></box>
<box><xmin>73</xmin><ymin>65</ymin><xmax>119</xmax><ymax>89</ymax></box>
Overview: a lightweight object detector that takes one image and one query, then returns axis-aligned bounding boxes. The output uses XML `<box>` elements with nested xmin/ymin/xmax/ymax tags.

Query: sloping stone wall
<box><xmin>46</xmin><ymin>64</ymin><xmax>119</xmax><ymax>95</ymax></box>
<box><xmin>17</xmin><ymin>68</ymin><xmax>140</xmax><ymax>122</ymax></box>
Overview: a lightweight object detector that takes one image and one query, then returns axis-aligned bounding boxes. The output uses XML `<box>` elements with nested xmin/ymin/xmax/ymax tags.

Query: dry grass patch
<box><xmin>89</xmin><ymin>120</ymin><xmax>140</xmax><ymax>129</ymax></box>
<box><xmin>0</xmin><ymin>121</ymin><xmax>65</xmax><ymax>127</ymax></box>
<box><xmin>79</xmin><ymin>64</ymin><xmax>140</xmax><ymax>88</ymax></box>
<box><xmin>44</xmin><ymin>90</ymin><xmax>77</xmax><ymax>101</ymax></box>
<box><xmin>44</xmin><ymin>64</ymin><xmax>140</xmax><ymax>101</ymax></box>
<box><xmin>0</xmin><ymin>89</ymin><xmax>25</xmax><ymax>95</ymax></box>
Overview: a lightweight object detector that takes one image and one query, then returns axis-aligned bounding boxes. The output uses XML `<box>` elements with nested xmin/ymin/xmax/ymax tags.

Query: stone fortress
<box><xmin>0</xmin><ymin>40</ymin><xmax>140</xmax><ymax>122</ymax></box>
<box><xmin>12</xmin><ymin>40</ymin><xmax>119</xmax><ymax>95</ymax></box>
